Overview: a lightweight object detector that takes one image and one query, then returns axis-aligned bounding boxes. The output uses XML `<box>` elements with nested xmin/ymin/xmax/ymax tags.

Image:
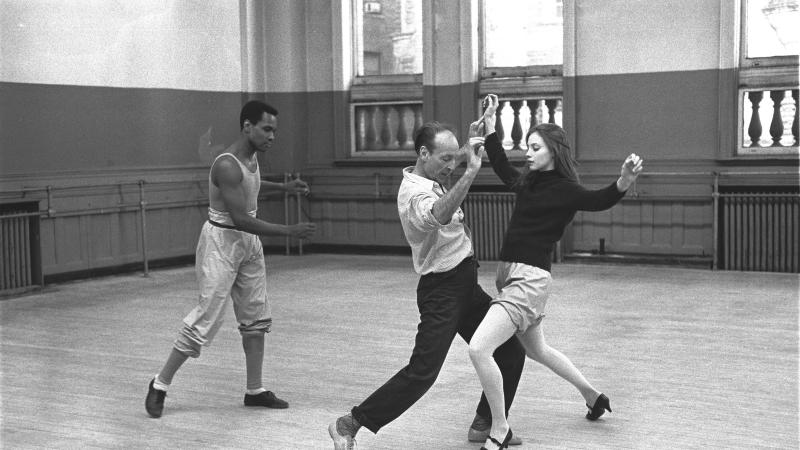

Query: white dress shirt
<box><xmin>397</xmin><ymin>167</ymin><xmax>474</xmax><ymax>275</ymax></box>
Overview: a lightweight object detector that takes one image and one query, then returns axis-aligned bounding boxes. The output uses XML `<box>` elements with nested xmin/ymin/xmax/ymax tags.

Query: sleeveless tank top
<box><xmin>208</xmin><ymin>152</ymin><xmax>260</xmax><ymax>226</ymax></box>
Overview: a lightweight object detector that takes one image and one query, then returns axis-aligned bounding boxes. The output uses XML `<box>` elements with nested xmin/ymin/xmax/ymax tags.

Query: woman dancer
<box><xmin>468</xmin><ymin>94</ymin><xmax>643</xmax><ymax>450</ymax></box>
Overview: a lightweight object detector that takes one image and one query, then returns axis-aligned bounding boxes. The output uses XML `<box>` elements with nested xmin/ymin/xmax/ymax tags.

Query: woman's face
<box><xmin>526</xmin><ymin>132</ymin><xmax>555</xmax><ymax>171</ymax></box>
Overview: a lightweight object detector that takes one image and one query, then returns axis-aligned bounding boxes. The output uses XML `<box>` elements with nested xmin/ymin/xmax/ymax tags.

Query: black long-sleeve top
<box><xmin>484</xmin><ymin>133</ymin><xmax>626</xmax><ymax>272</ymax></box>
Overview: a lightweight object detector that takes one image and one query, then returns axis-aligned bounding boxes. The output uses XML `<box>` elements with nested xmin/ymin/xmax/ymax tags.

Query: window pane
<box><xmin>746</xmin><ymin>0</ymin><xmax>799</xmax><ymax>58</ymax></box>
<box><xmin>359</xmin><ymin>0</ymin><xmax>422</xmax><ymax>76</ymax></box>
<box><xmin>484</xmin><ymin>0</ymin><xmax>563</xmax><ymax>67</ymax></box>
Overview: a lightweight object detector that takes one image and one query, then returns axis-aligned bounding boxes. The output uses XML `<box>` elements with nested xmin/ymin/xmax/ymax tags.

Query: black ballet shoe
<box><xmin>480</xmin><ymin>428</ymin><xmax>513</xmax><ymax>450</ymax></box>
<box><xmin>586</xmin><ymin>393</ymin><xmax>612</xmax><ymax>420</ymax></box>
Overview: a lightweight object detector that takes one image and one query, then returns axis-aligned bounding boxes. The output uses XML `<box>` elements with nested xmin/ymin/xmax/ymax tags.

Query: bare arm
<box><xmin>430</xmin><ymin>129</ymin><xmax>485</xmax><ymax>224</ymax></box>
<box><xmin>260</xmin><ymin>177</ymin><xmax>311</xmax><ymax>195</ymax></box>
<box><xmin>213</xmin><ymin>159</ymin><xmax>316</xmax><ymax>238</ymax></box>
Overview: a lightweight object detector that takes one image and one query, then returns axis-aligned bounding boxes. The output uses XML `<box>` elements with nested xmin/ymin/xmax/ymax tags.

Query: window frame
<box><xmin>350</xmin><ymin>0</ymin><xmax>424</xmax><ymax>103</ymax></box>
<box><xmin>339</xmin><ymin>0</ymin><xmax>575</xmax><ymax>162</ymax></box>
<box><xmin>730</xmin><ymin>0</ymin><xmax>798</xmax><ymax>159</ymax></box>
<box><xmin>478</xmin><ymin>0</ymin><xmax>565</xmax><ymax>86</ymax></box>
<box><xmin>477</xmin><ymin>0</ymin><xmax>571</xmax><ymax>157</ymax></box>
<box><xmin>738</xmin><ymin>0</ymin><xmax>799</xmax><ymax>88</ymax></box>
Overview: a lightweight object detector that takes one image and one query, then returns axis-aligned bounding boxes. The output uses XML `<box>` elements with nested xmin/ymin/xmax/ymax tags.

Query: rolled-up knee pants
<box><xmin>174</xmin><ymin>222</ymin><xmax>273</xmax><ymax>357</ymax></box>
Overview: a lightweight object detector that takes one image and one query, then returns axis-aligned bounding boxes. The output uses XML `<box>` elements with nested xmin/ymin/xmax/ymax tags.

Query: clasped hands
<box><xmin>459</xmin><ymin>94</ymin><xmax>502</xmax><ymax>167</ymax></box>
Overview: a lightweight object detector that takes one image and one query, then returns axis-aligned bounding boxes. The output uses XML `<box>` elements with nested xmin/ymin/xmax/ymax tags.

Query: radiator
<box><xmin>0</xmin><ymin>205</ymin><xmax>40</xmax><ymax>294</ymax></box>
<box><xmin>721</xmin><ymin>193</ymin><xmax>799</xmax><ymax>273</ymax></box>
<box><xmin>463</xmin><ymin>192</ymin><xmax>516</xmax><ymax>261</ymax></box>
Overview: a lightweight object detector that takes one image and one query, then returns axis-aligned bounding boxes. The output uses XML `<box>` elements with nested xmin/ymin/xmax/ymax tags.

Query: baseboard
<box><xmin>43</xmin><ymin>255</ymin><xmax>197</xmax><ymax>284</ymax></box>
<box><xmin>291</xmin><ymin>243</ymin><xmax>411</xmax><ymax>256</ymax></box>
<box><xmin>563</xmin><ymin>252</ymin><xmax>713</xmax><ymax>269</ymax></box>
<box><xmin>40</xmin><ymin>244</ymin><xmax>412</xmax><ymax>285</ymax></box>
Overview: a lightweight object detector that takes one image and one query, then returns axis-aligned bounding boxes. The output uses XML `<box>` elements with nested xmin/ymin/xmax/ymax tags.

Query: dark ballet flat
<box><xmin>586</xmin><ymin>393</ymin><xmax>612</xmax><ymax>420</ymax></box>
<box><xmin>480</xmin><ymin>428</ymin><xmax>513</xmax><ymax>450</ymax></box>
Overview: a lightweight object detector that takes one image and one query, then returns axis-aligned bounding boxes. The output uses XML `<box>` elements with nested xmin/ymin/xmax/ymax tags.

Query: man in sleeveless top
<box><xmin>328</xmin><ymin>122</ymin><xmax>526</xmax><ymax>449</ymax></box>
<box><xmin>145</xmin><ymin>100</ymin><xmax>316</xmax><ymax>418</ymax></box>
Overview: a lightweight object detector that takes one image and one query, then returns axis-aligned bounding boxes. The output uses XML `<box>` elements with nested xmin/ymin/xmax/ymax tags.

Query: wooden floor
<box><xmin>1</xmin><ymin>254</ymin><xmax>797</xmax><ymax>449</ymax></box>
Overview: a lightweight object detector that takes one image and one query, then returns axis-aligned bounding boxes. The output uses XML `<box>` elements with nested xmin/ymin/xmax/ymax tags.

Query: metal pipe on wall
<box><xmin>139</xmin><ymin>180</ymin><xmax>149</xmax><ymax>277</ymax></box>
<box><xmin>712</xmin><ymin>173</ymin><xmax>719</xmax><ymax>271</ymax></box>
<box><xmin>284</xmin><ymin>172</ymin><xmax>290</xmax><ymax>256</ymax></box>
<box><xmin>296</xmin><ymin>172</ymin><xmax>303</xmax><ymax>255</ymax></box>
<box><xmin>1</xmin><ymin>176</ymin><xmax>293</xmax><ymax>286</ymax></box>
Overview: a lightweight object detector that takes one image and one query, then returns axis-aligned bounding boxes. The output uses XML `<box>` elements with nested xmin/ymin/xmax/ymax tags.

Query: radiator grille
<box><xmin>463</xmin><ymin>192</ymin><xmax>516</xmax><ymax>261</ymax></box>
<box><xmin>1</xmin><ymin>204</ymin><xmax>41</xmax><ymax>294</ymax></box>
<box><xmin>721</xmin><ymin>192</ymin><xmax>799</xmax><ymax>272</ymax></box>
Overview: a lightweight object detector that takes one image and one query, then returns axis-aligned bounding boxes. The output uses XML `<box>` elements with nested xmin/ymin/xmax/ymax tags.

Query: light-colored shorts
<box><xmin>492</xmin><ymin>262</ymin><xmax>552</xmax><ymax>333</ymax></box>
<box><xmin>175</xmin><ymin>221</ymin><xmax>272</xmax><ymax>357</ymax></box>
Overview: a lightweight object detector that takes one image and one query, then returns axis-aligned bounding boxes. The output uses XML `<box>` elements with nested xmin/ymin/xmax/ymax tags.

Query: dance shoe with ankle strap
<box><xmin>586</xmin><ymin>393</ymin><xmax>612</xmax><ymax>420</ymax></box>
<box><xmin>480</xmin><ymin>428</ymin><xmax>513</xmax><ymax>450</ymax></box>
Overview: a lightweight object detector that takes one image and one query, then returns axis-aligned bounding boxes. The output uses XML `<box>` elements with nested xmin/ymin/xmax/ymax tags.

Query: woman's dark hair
<box><xmin>513</xmin><ymin>122</ymin><xmax>579</xmax><ymax>190</ymax></box>
<box><xmin>413</xmin><ymin>121</ymin><xmax>455</xmax><ymax>155</ymax></box>
<box><xmin>240</xmin><ymin>100</ymin><xmax>279</xmax><ymax>130</ymax></box>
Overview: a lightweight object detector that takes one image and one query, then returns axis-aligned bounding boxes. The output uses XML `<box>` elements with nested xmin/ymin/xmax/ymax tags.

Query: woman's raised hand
<box><xmin>617</xmin><ymin>153</ymin><xmax>644</xmax><ymax>191</ymax></box>
<box><xmin>480</xmin><ymin>94</ymin><xmax>499</xmax><ymax>135</ymax></box>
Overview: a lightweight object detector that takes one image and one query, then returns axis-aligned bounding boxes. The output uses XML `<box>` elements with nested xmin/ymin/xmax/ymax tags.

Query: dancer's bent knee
<box><xmin>238</xmin><ymin>318</ymin><xmax>272</xmax><ymax>336</ymax></box>
<box><xmin>173</xmin><ymin>332</ymin><xmax>202</xmax><ymax>358</ymax></box>
<box><xmin>468</xmin><ymin>340</ymin><xmax>495</xmax><ymax>363</ymax></box>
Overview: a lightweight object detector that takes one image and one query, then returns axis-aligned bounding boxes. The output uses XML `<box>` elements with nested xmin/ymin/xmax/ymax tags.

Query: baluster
<box><xmin>747</xmin><ymin>91</ymin><xmax>764</xmax><ymax>147</ymax></box>
<box><xmin>397</xmin><ymin>105</ymin><xmax>412</xmax><ymax>149</ymax></box>
<box><xmin>769</xmin><ymin>90</ymin><xmax>785</xmax><ymax>147</ymax></box>
<box><xmin>380</xmin><ymin>105</ymin><xmax>395</xmax><ymax>149</ymax></box>
<box><xmin>356</xmin><ymin>107</ymin><xmax>367</xmax><ymax>151</ymax></box>
<box><xmin>525</xmin><ymin>98</ymin><xmax>537</xmax><ymax>133</ymax></box>
<box><xmin>536</xmin><ymin>99</ymin><xmax>545</xmax><ymax>126</ymax></box>
<box><xmin>366</xmin><ymin>105</ymin><xmax>379</xmax><ymax>148</ymax></box>
<box><xmin>495</xmin><ymin>101</ymin><xmax>506</xmax><ymax>146</ymax></box>
<box><xmin>519</xmin><ymin>101</ymin><xmax>531</xmax><ymax>147</ymax></box>
<box><xmin>510</xmin><ymin>100</ymin><xmax>523</xmax><ymax>150</ymax></box>
<box><xmin>545</xmin><ymin>99</ymin><xmax>559</xmax><ymax>124</ymax></box>
<box><xmin>793</xmin><ymin>89</ymin><xmax>798</xmax><ymax>146</ymax></box>
<box><xmin>413</xmin><ymin>105</ymin><xmax>424</xmax><ymax>139</ymax></box>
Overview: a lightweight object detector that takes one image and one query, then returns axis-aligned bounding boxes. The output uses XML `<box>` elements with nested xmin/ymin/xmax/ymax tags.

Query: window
<box><xmin>480</xmin><ymin>0</ymin><xmax>565</xmax><ymax>152</ymax></box>
<box><xmin>350</xmin><ymin>0</ymin><xmax>423</xmax><ymax>157</ymax></box>
<box><xmin>363</xmin><ymin>51</ymin><xmax>382</xmax><ymax>76</ymax></box>
<box><xmin>482</xmin><ymin>0</ymin><xmax>563</xmax><ymax>76</ymax></box>
<box><xmin>355</xmin><ymin>0</ymin><xmax>422</xmax><ymax>76</ymax></box>
<box><xmin>737</xmin><ymin>0</ymin><xmax>798</xmax><ymax>156</ymax></box>
<box><xmin>743</xmin><ymin>0</ymin><xmax>798</xmax><ymax>61</ymax></box>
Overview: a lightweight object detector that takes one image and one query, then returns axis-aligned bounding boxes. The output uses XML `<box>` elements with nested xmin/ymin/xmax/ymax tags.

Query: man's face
<box><xmin>419</xmin><ymin>131</ymin><xmax>460</xmax><ymax>185</ymax></box>
<box><xmin>245</xmin><ymin>112</ymin><xmax>278</xmax><ymax>152</ymax></box>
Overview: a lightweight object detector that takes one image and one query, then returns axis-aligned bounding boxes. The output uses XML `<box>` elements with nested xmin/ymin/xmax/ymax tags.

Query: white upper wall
<box><xmin>1</xmin><ymin>0</ymin><xmax>731</xmax><ymax>93</ymax></box>
<box><xmin>1</xmin><ymin>0</ymin><xmax>243</xmax><ymax>91</ymax></box>
<box><xmin>575</xmin><ymin>0</ymin><xmax>723</xmax><ymax>76</ymax></box>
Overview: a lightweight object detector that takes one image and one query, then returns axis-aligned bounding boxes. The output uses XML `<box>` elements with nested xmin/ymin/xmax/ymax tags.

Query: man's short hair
<box><xmin>240</xmin><ymin>100</ymin><xmax>279</xmax><ymax>130</ymax></box>
<box><xmin>413</xmin><ymin>121</ymin><xmax>455</xmax><ymax>155</ymax></box>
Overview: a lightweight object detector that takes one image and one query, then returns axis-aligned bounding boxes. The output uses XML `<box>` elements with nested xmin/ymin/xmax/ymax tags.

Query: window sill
<box><xmin>479</xmin><ymin>76</ymin><xmax>563</xmax><ymax>96</ymax></box>
<box><xmin>333</xmin><ymin>157</ymin><xmax>413</xmax><ymax>167</ymax></box>
<box><xmin>739</xmin><ymin>64</ymin><xmax>799</xmax><ymax>88</ymax></box>
<box><xmin>716</xmin><ymin>154</ymin><xmax>799</xmax><ymax>165</ymax></box>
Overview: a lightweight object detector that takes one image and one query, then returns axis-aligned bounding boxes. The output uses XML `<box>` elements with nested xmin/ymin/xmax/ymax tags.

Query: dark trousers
<box><xmin>351</xmin><ymin>257</ymin><xmax>526</xmax><ymax>433</ymax></box>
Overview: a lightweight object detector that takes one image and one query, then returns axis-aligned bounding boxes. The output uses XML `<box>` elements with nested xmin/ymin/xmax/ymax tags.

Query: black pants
<box><xmin>351</xmin><ymin>257</ymin><xmax>526</xmax><ymax>433</ymax></box>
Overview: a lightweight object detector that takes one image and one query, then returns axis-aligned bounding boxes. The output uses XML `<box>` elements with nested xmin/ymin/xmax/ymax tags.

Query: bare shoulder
<box><xmin>211</xmin><ymin>154</ymin><xmax>243</xmax><ymax>187</ymax></box>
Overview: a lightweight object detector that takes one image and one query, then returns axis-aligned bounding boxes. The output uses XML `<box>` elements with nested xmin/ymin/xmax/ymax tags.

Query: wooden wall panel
<box><xmin>570</xmin><ymin>199</ymin><xmax>712</xmax><ymax>256</ymax></box>
<box><xmin>45</xmin><ymin>217</ymin><xmax>86</xmax><ymax>274</ymax></box>
<box><xmin>308</xmin><ymin>198</ymin><xmax>405</xmax><ymax>247</ymax></box>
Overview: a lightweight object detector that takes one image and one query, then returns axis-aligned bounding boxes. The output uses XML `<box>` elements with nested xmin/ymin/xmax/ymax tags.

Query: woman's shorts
<box><xmin>492</xmin><ymin>261</ymin><xmax>552</xmax><ymax>333</ymax></box>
